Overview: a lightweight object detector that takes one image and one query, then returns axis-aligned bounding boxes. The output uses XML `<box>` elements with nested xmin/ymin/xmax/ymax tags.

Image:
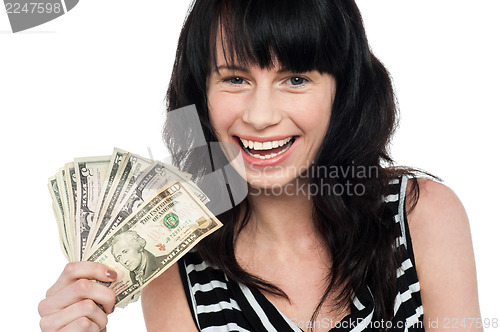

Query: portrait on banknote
<box><xmin>110</xmin><ymin>230</ymin><xmax>169</xmax><ymax>286</ymax></box>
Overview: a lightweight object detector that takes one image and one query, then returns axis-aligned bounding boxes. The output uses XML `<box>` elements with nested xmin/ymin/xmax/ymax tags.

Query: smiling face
<box><xmin>207</xmin><ymin>43</ymin><xmax>336</xmax><ymax>189</ymax></box>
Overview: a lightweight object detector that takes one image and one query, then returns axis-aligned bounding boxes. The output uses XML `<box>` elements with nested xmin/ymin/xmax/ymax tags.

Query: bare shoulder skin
<box><xmin>406</xmin><ymin>178</ymin><xmax>482</xmax><ymax>331</ymax></box>
<box><xmin>141</xmin><ymin>262</ymin><xmax>198</xmax><ymax>332</ymax></box>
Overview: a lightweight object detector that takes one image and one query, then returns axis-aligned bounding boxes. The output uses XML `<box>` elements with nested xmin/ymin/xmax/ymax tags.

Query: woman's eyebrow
<box><xmin>216</xmin><ymin>65</ymin><xmax>250</xmax><ymax>73</ymax></box>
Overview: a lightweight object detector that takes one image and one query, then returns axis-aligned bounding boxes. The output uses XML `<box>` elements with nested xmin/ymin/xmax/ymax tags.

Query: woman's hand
<box><xmin>38</xmin><ymin>261</ymin><xmax>117</xmax><ymax>332</ymax></box>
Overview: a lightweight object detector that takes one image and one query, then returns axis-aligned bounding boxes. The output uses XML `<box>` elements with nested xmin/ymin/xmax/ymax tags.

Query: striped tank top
<box><xmin>178</xmin><ymin>175</ymin><xmax>424</xmax><ymax>331</ymax></box>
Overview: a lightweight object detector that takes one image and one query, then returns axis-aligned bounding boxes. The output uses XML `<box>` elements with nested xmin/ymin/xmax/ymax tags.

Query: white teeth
<box><xmin>245</xmin><ymin>140</ymin><xmax>294</xmax><ymax>159</ymax></box>
<box><xmin>239</xmin><ymin>136</ymin><xmax>293</xmax><ymax>151</ymax></box>
<box><xmin>262</xmin><ymin>142</ymin><xmax>272</xmax><ymax>150</ymax></box>
<box><xmin>238</xmin><ymin>136</ymin><xmax>295</xmax><ymax>160</ymax></box>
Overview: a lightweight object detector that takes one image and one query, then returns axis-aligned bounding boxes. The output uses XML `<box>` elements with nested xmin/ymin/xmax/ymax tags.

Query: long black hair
<box><xmin>164</xmin><ymin>0</ymin><xmax>435</xmax><ymax>326</ymax></box>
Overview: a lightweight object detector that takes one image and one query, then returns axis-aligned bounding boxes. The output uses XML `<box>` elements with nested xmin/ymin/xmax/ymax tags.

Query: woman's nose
<box><xmin>242</xmin><ymin>87</ymin><xmax>282</xmax><ymax>130</ymax></box>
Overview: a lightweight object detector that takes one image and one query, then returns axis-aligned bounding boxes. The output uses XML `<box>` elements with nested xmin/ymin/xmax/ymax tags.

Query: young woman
<box><xmin>38</xmin><ymin>1</ymin><xmax>482</xmax><ymax>331</ymax></box>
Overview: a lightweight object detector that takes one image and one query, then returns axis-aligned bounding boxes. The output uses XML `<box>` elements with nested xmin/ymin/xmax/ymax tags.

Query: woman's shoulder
<box><xmin>404</xmin><ymin>175</ymin><xmax>469</xmax><ymax>242</ymax></box>
<box><xmin>404</xmin><ymin>176</ymin><xmax>482</xmax><ymax>326</ymax></box>
<box><xmin>404</xmin><ymin>175</ymin><xmax>472</xmax><ymax>273</ymax></box>
<box><xmin>141</xmin><ymin>261</ymin><xmax>198</xmax><ymax>332</ymax></box>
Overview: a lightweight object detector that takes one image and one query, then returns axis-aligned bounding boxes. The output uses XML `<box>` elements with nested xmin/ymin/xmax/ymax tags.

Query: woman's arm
<box><xmin>141</xmin><ymin>262</ymin><xmax>199</xmax><ymax>332</ymax></box>
<box><xmin>407</xmin><ymin>178</ymin><xmax>482</xmax><ymax>331</ymax></box>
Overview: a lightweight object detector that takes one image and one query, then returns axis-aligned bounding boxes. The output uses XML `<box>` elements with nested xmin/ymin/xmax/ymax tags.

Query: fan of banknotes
<box><xmin>48</xmin><ymin>147</ymin><xmax>222</xmax><ymax>307</ymax></box>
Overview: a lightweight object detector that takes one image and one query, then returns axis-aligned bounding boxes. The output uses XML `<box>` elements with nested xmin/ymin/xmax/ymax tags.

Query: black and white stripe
<box><xmin>179</xmin><ymin>175</ymin><xmax>424</xmax><ymax>331</ymax></box>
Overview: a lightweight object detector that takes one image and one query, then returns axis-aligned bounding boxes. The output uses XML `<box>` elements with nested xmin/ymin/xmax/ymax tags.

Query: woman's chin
<box><xmin>246</xmin><ymin>175</ymin><xmax>307</xmax><ymax>195</ymax></box>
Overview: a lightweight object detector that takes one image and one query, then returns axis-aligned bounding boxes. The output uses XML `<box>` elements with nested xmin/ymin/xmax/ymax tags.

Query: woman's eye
<box><xmin>228</xmin><ymin>77</ymin><xmax>245</xmax><ymax>85</ymax></box>
<box><xmin>286</xmin><ymin>76</ymin><xmax>308</xmax><ymax>86</ymax></box>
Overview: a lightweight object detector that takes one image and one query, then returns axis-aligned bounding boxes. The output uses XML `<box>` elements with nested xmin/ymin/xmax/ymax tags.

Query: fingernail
<box><xmin>106</xmin><ymin>269</ymin><xmax>117</xmax><ymax>280</ymax></box>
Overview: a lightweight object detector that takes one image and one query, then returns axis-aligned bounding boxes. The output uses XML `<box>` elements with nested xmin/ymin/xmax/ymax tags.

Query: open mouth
<box><xmin>236</xmin><ymin>136</ymin><xmax>297</xmax><ymax>160</ymax></box>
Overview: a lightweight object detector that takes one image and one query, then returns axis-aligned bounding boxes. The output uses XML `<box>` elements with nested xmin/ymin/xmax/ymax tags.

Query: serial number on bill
<box><xmin>5</xmin><ymin>2</ymin><xmax>62</xmax><ymax>14</ymax></box>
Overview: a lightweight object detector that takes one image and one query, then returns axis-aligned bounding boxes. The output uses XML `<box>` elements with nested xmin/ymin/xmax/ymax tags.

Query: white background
<box><xmin>0</xmin><ymin>1</ymin><xmax>498</xmax><ymax>330</ymax></box>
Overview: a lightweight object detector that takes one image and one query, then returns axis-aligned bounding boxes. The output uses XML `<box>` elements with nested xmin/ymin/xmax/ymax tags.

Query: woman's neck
<box><xmin>239</xmin><ymin>179</ymin><xmax>323</xmax><ymax>253</ymax></box>
<box><xmin>235</xmin><ymin>179</ymin><xmax>333</xmax><ymax>287</ymax></box>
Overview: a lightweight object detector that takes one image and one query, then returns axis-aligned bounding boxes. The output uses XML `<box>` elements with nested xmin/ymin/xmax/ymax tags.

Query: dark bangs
<box><xmin>208</xmin><ymin>0</ymin><xmax>344</xmax><ymax>75</ymax></box>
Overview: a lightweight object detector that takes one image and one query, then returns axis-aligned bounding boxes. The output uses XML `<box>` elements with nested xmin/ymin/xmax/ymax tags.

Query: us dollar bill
<box><xmin>55</xmin><ymin>168</ymin><xmax>75</xmax><ymax>262</ymax></box>
<box><xmin>158</xmin><ymin>162</ymin><xmax>209</xmax><ymax>204</ymax></box>
<box><xmin>85</xmin><ymin>181</ymin><xmax>222</xmax><ymax>307</ymax></box>
<box><xmin>74</xmin><ymin>156</ymin><xmax>111</xmax><ymax>262</ymax></box>
<box><xmin>86</xmin><ymin>148</ymin><xmax>127</xmax><ymax>251</ymax></box>
<box><xmin>48</xmin><ymin>176</ymin><xmax>71</xmax><ymax>261</ymax></box>
<box><xmin>88</xmin><ymin>153</ymin><xmax>154</xmax><ymax>251</ymax></box>
<box><xmin>64</xmin><ymin>163</ymin><xmax>79</xmax><ymax>261</ymax></box>
<box><xmin>83</xmin><ymin>162</ymin><xmax>209</xmax><ymax>260</ymax></box>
